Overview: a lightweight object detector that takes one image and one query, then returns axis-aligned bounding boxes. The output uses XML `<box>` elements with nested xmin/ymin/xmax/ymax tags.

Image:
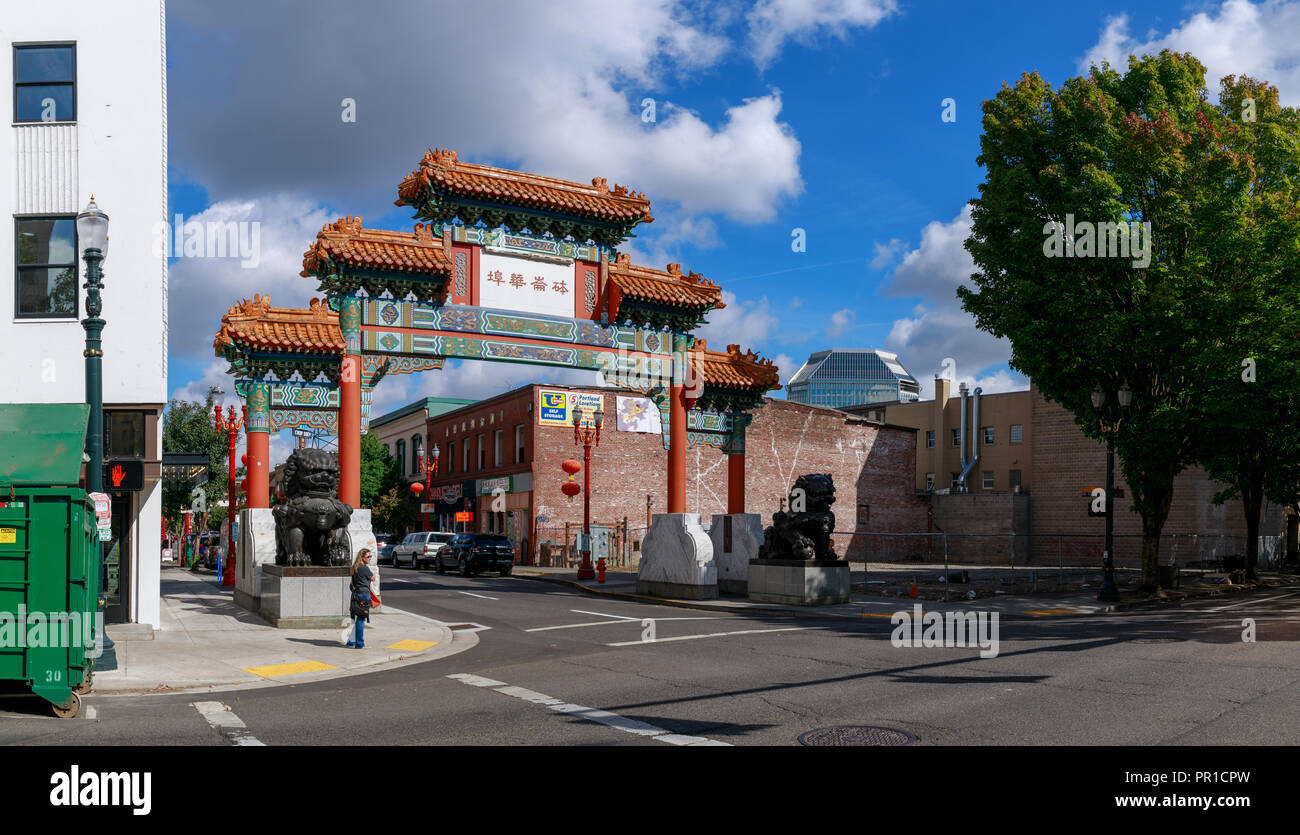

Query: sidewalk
<box><xmin>91</xmin><ymin>568</ymin><xmax>476</xmax><ymax>696</ymax></box>
<box><xmin>512</xmin><ymin>563</ymin><xmax>1294</xmax><ymax>620</ymax></box>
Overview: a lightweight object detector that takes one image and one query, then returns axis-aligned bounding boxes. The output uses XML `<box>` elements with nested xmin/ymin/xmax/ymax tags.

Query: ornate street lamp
<box><xmin>1091</xmin><ymin>382</ymin><xmax>1132</xmax><ymax>602</ymax></box>
<box><xmin>417</xmin><ymin>444</ymin><xmax>440</xmax><ymax>530</ymax></box>
<box><xmin>573</xmin><ymin>404</ymin><xmax>604</xmax><ymax>580</ymax></box>
<box><xmin>214</xmin><ymin>403</ymin><xmax>246</xmax><ymax>588</ymax></box>
<box><xmin>77</xmin><ymin>197</ymin><xmax>109</xmax><ymax>494</ymax></box>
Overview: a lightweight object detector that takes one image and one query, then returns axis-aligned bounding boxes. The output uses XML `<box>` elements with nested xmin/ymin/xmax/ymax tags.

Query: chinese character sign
<box><xmin>479</xmin><ymin>252</ymin><xmax>576</xmax><ymax>317</ymax></box>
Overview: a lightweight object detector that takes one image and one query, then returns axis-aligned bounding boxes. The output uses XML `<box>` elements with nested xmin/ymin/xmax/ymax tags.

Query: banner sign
<box><xmin>538</xmin><ymin>389</ymin><xmax>604</xmax><ymax>428</ymax></box>
<box><xmin>478</xmin><ymin>476</ymin><xmax>514</xmax><ymax>495</ymax></box>
<box><xmin>616</xmin><ymin>396</ymin><xmax>661</xmax><ymax>434</ymax></box>
<box><xmin>479</xmin><ymin>251</ymin><xmax>576</xmax><ymax>318</ymax></box>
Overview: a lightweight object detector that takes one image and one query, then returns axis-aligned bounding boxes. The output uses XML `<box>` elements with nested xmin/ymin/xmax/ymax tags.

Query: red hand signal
<box><xmin>111</xmin><ymin>464</ymin><xmax>125</xmax><ymax>487</ymax></box>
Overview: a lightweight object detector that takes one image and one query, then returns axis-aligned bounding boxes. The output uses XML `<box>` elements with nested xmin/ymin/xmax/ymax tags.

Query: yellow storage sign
<box><xmin>0</xmin><ymin>528</ymin><xmax>16</xmax><ymax>544</ymax></box>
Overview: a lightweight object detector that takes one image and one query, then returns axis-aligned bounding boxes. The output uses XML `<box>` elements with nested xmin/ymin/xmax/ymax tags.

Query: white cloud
<box><xmin>772</xmin><ymin>352</ymin><xmax>797</xmax><ymax>385</ymax></box>
<box><xmin>695</xmin><ymin>290</ymin><xmax>778</xmax><ymax>349</ymax></box>
<box><xmin>1079</xmin><ymin>1</ymin><xmax>1300</xmax><ymax>105</ymax></box>
<box><xmin>828</xmin><ymin>308</ymin><xmax>856</xmax><ymax>336</ymax></box>
<box><xmin>881</xmin><ymin>204</ymin><xmax>1028</xmax><ymax>395</ymax></box>
<box><xmin>170</xmin><ymin>0</ymin><xmax>802</xmax><ymax>223</ymax></box>
<box><xmin>869</xmin><ymin>237</ymin><xmax>907</xmax><ymax>270</ymax></box>
<box><xmin>747</xmin><ymin>0</ymin><xmax>899</xmax><ymax>68</ymax></box>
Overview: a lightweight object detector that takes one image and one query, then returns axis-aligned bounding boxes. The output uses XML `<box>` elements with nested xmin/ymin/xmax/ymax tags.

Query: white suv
<box><xmin>393</xmin><ymin>531</ymin><xmax>455</xmax><ymax>569</ymax></box>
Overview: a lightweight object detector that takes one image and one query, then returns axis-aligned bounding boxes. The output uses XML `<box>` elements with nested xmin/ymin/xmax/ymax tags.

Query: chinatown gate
<box><xmin>214</xmin><ymin>149</ymin><xmax>779</xmax><ymax>600</ymax></box>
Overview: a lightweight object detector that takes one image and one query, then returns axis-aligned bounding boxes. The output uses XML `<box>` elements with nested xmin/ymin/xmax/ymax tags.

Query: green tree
<box><xmin>360</xmin><ymin>432</ymin><xmax>400</xmax><ymax>508</ymax></box>
<box><xmin>372</xmin><ymin>484</ymin><xmax>414</xmax><ymax>534</ymax></box>
<box><xmin>961</xmin><ymin>50</ymin><xmax>1300</xmax><ymax>590</ymax></box>
<box><xmin>161</xmin><ymin>391</ymin><xmax>229</xmax><ymax>530</ymax></box>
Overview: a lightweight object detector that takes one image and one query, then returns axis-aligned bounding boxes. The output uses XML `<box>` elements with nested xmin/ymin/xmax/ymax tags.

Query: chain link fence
<box><xmin>531</xmin><ymin>521</ymin><xmax>647</xmax><ymax>569</ymax></box>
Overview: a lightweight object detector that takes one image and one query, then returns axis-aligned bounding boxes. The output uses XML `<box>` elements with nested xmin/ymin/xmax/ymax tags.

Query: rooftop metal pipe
<box><xmin>958</xmin><ymin>386</ymin><xmax>982</xmax><ymax>491</ymax></box>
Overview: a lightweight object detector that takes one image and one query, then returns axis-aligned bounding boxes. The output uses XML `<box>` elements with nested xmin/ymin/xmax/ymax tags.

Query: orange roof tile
<box><xmin>609</xmin><ymin>252</ymin><xmax>725</xmax><ymax>311</ymax></box>
<box><xmin>214</xmin><ymin>295</ymin><xmax>344</xmax><ymax>355</ymax></box>
<box><xmin>302</xmin><ymin>216</ymin><xmax>451</xmax><ymax>276</ymax></box>
<box><xmin>695</xmin><ymin>340</ymin><xmax>781</xmax><ymax>392</ymax></box>
<box><xmin>396</xmin><ymin>148</ymin><xmax>653</xmax><ymax>224</ymax></box>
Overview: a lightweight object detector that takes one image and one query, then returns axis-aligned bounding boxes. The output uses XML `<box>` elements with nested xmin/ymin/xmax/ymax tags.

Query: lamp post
<box><xmin>214</xmin><ymin>403</ymin><xmax>246</xmax><ymax>588</ymax></box>
<box><xmin>573</xmin><ymin>405</ymin><xmax>604</xmax><ymax>580</ymax></box>
<box><xmin>77</xmin><ymin>197</ymin><xmax>109</xmax><ymax>494</ymax></box>
<box><xmin>418</xmin><ymin>445</ymin><xmax>440</xmax><ymax>530</ymax></box>
<box><xmin>1090</xmin><ymin>382</ymin><xmax>1132</xmax><ymax>603</ymax></box>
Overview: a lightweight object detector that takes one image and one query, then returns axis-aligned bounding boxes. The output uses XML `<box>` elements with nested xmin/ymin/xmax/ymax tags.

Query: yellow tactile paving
<box><xmin>242</xmin><ymin>660</ymin><xmax>339</xmax><ymax>678</ymax></box>
<box><xmin>386</xmin><ymin>639</ymin><xmax>439</xmax><ymax>651</ymax></box>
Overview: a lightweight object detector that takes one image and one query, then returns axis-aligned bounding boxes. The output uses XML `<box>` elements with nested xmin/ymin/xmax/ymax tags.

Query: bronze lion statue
<box><xmin>272</xmin><ymin>448</ymin><xmax>354</xmax><ymax>566</ymax></box>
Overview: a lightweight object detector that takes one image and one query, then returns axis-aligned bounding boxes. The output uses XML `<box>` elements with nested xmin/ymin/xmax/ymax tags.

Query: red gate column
<box><xmin>245</xmin><ymin>381</ymin><xmax>271</xmax><ymax>508</ymax></box>
<box><xmin>726</xmin><ymin>413</ymin><xmax>750</xmax><ymax>514</ymax></box>
<box><xmin>338</xmin><ymin>297</ymin><xmax>363</xmax><ymax>507</ymax></box>
<box><xmin>668</xmin><ymin>381</ymin><xmax>686</xmax><ymax>513</ymax></box>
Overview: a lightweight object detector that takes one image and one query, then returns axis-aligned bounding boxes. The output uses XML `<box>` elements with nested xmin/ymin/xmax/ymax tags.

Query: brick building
<box><xmin>421</xmin><ymin>383</ymin><xmax>928</xmax><ymax>565</ymax></box>
<box><xmin>850</xmin><ymin>377</ymin><xmax>1284</xmax><ymax>565</ymax></box>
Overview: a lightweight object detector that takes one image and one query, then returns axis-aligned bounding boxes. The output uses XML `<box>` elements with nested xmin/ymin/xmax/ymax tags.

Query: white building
<box><xmin>0</xmin><ymin>2</ymin><xmax>168</xmax><ymax>627</ymax></box>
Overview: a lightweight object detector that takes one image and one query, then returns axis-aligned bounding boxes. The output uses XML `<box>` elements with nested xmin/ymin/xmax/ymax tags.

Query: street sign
<box><xmin>104</xmin><ymin>458</ymin><xmax>144</xmax><ymax>492</ymax></box>
<box><xmin>420</xmin><ymin>503</ymin><xmax>437</xmax><ymax>513</ymax></box>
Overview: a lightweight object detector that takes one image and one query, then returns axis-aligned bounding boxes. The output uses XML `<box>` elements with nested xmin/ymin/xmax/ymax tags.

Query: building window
<box><xmin>983</xmin><ymin>427</ymin><xmax>994</xmax><ymax>445</ymax></box>
<box><xmin>951</xmin><ymin>473</ymin><xmax>961</xmax><ymax>489</ymax></box>
<box><xmin>15</xmin><ymin>217</ymin><xmax>78</xmax><ymax>318</ymax></box>
<box><xmin>14</xmin><ymin>44</ymin><xmax>76</xmax><ymax>123</ymax></box>
<box><xmin>448</xmin><ymin>442</ymin><xmax>455</xmax><ymax>474</ymax></box>
<box><xmin>463</xmin><ymin>440</ymin><xmax>469</xmax><ymax>472</ymax></box>
<box><xmin>1009</xmin><ymin>469</ymin><xmax>1022</xmax><ymax>490</ymax></box>
<box><xmin>982</xmin><ymin>471</ymin><xmax>994</xmax><ymax>489</ymax></box>
<box><xmin>926</xmin><ymin>430</ymin><xmax>935</xmax><ymax>448</ymax></box>
<box><xmin>411</xmin><ymin>434</ymin><xmax>422</xmax><ymax>472</ymax></box>
<box><xmin>515</xmin><ymin>425</ymin><xmax>525</xmax><ymax>463</ymax></box>
<box><xmin>925</xmin><ymin>473</ymin><xmax>935</xmax><ymax>491</ymax></box>
<box><xmin>478</xmin><ymin>433</ymin><xmax>486</xmax><ymax>469</ymax></box>
<box><xmin>396</xmin><ymin>440</ymin><xmax>406</xmax><ymax>476</ymax></box>
<box><xmin>856</xmin><ymin>504</ymin><xmax>869</xmax><ymax>525</ymax></box>
<box><xmin>104</xmin><ymin>411</ymin><xmax>145</xmax><ymax>458</ymax></box>
<box><xmin>951</xmin><ymin>428</ymin><xmax>960</xmax><ymax>447</ymax></box>
<box><xmin>494</xmin><ymin>429</ymin><xmax>503</xmax><ymax>467</ymax></box>
<box><xmin>1010</xmin><ymin>424</ymin><xmax>1023</xmax><ymax>444</ymax></box>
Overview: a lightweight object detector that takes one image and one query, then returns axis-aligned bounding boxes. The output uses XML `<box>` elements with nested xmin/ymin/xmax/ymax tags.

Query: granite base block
<box><xmin>709</xmin><ymin>513</ymin><xmax>764</xmax><ymax>597</ymax></box>
<box><xmin>747</xmin><ymin>559</ymin><xmax>850</xmax><ymax>606</ymax></box>
<box><xmin>258</xmin><ymin>565</ymin><xmax>351</xmax><ymax>629</ymax></box>
<box><xmin>636</xmin><ymin>513</ymin><xmax>717</xmax><ymax>600</ymax></box>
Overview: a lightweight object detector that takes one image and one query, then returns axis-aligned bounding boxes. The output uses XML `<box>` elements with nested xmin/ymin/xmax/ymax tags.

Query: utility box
<box><xmin>0</xmin><ymin>404</ymin><xmax>101</xmax><ymax>718</ymax></box>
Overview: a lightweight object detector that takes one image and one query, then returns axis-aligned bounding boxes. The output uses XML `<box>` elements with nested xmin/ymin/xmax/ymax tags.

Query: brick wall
<box><xmin>530</xmin><ymin>393</ymin><xmax>929</xmax><ymax>561</ymax></box>
<box><xmin>1029</xmin><ymin>384</ymin><xmax>1283</xmax><ymax>566</ymax></box>
<box><xmin>930</xmin><ymin>492</ymin><xmax>1030</xmax><ymax>564</ymax></box>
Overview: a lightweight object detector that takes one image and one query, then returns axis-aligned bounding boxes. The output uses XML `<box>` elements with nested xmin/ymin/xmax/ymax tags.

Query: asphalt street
<box><xmin>3</xmin><ymin>571</ymin><xmax>1299</xmax><ymax>746</ymax></box>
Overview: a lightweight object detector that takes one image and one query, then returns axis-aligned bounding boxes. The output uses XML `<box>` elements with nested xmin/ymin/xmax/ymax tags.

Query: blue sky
<box><xmin>162</xmin><ymin>0</ymin><xmax>1300</xmax><ymax>459</ymax></box>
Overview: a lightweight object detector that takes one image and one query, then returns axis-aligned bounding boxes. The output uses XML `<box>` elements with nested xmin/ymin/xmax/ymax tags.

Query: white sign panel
<box><xmin>478</xmin><ymin>252</ymin><xmax>575</xmax><ymax>318</ymax></box>
<box><xmin>616</xmin><ymin>396</ymin><xmax>661</xmax><ymax>434</ymax></box>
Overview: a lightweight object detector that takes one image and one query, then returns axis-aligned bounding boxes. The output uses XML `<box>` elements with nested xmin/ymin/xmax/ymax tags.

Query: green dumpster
<box><xmin>0</xmin><ymin>403</ymin><xmax>101</xmax><ymax>718</ymax></box>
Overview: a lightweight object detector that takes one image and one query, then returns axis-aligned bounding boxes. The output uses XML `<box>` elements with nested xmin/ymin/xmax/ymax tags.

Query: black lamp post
<box><xmin>1091</xmin><ymin>382</ymin><xmax>1132</xmax><ymax>603</ymax></box>
<box><xmin>77</xmin><ymin>196</ymin><xmax>109</xmax><ymax>494</ymax></box>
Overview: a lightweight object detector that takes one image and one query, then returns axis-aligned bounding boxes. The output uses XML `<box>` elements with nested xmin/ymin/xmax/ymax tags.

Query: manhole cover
<box><xmin>798</xmin><ymin>726</ymin><xmax>916</xmax><ymax>746</ymax></box>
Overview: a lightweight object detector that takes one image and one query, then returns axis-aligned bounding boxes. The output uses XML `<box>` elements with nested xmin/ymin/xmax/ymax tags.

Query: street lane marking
<box><xmin>1023</xmin><ymin>609</ymin><xmax>1082</xmax><ymax>616</ymax></box>
<box><xmin>459</xmin><ymin>591</ymin><xmax>499</xmax><ymax>600</ymax></box>
<box><xmin>192</xmin><ymin>701</ymin><xmax>265</xmax><ymax>746</ymax></box>
<box><xmin>606</xmin><ymin>625</ymin><xmax>826</xmax><ymax>647</ymax></box>
<box><xmin>242</xmin><ymin>660</ymin><xmax>338</xmax><ymax>678</ymax></box>
<box><xmin>571</xmin><ymin>609</ymin><xmax>639</xmax><ymax>621</ymax></box>
<box><xmin>446</xmin><ymin>674</ymin><xmax>730</xmax><ymax>746</ymax></box>
<box><xmin>386</xmin><ymin>639</ymin><xmax>439</xmax><ymax>651</ymax></box>
<box><xmin>85</xmin><ymin>706</ymin><xmax>97</xmax><ymax>720</ymax></box>
<box><xmin>1205</xmin><ymin>592</ymin><xmax>1300</xmax><ymax>612</ymax></box>
<box><xmin>527</xmin><ymin>615</ymin><xmax>726</xmax><ymax>633</ymax></box>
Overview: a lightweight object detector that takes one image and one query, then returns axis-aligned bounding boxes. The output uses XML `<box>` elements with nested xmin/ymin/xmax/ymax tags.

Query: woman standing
<box><xmin>348</xmin><ymin>549</ymin><xmax>374</xmax><ymax>648</ymax></box>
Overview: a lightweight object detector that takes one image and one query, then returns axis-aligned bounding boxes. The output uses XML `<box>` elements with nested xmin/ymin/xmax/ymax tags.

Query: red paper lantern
<box><xmin>240</xmin><ymin>478</ymin><xmax>250</xmax><ymax>492</ymax></box>
<box><xmin>410</xmin><ymin>482</ymin><xmax>424</xmax><ymax>495</ymax></box>
<box><xmin>240</xmin><ymin>453</ymin><xmax>249</xmax><ymax>466</ymax></box>
<box><xmin>562</xmin><ymin>459</ymin><xmax>582</xmax><ymax>475</ymax></box>
<box><xmin>561</xmin><ymin>481</ymin><xmax>581</xmax><ymax>498</ymax></box>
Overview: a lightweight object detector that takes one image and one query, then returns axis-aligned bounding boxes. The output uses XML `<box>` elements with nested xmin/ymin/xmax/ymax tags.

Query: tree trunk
<box><xmin>1139</xmin><ymin>484</ymin><xmax>1174</xmax><ymax>592</ymax></box>
<box><xmin>1242</xmin><ymin>473</ymin><xmax>1264</xmax><ymax>581</ymax></box>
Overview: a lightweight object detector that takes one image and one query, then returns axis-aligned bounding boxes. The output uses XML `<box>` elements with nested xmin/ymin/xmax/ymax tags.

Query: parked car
<box><xmin>374</xmin><ymin>533</ymin><xmax>397</xmax><ymax>565</ymax></box>
<box><xmin>437</xmin><ymin>533</ymin><xmax>514</xmax><ymax>577</ymax></box>
<box><xmin>393</xmin><ymin>531</ymin><xmax>455</xmax><ymax>569</ymax></box>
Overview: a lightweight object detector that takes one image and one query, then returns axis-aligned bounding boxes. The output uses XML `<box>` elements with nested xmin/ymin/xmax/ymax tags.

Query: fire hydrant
<box><xmin>597</xmin><ymin>558</ymin><xmax>606</xmax><ymax>583</ymax></box>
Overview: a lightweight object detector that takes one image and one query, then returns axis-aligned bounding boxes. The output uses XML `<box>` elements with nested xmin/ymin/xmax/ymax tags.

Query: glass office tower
<box><xmin>786</xmin><ymin>349</ymin><xmax>920</xmax><ymax>409</ymax></box>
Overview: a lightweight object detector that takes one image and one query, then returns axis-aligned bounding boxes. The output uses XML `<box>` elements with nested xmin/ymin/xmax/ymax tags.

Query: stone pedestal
<box><xmin>259</xmin><ymin>565</ymin><xmax>351</xmax><ymax>628</ymax></box>
<box><xmin>636</xmin><ymin>513</ymin><xmax>717</xmax><ymax>599</ymax></box>
<box><xmin>709</xmin><ymin>513</ymin><xmax>764</xmax><ymax>596</ymax></box>
<box><xmin>234</xmin><ymin>508</ymin><xmax>277</xmax><ymax>613</ymax></box>
<box><xmin>347</xmin><ymin>508</ymin><xmax>380</xmax><ymax>600</ymax></box>
<box><xmin>747</xmin><ymin>559</ymin><xmax>850</xmax><ymax>606</ymax></box>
